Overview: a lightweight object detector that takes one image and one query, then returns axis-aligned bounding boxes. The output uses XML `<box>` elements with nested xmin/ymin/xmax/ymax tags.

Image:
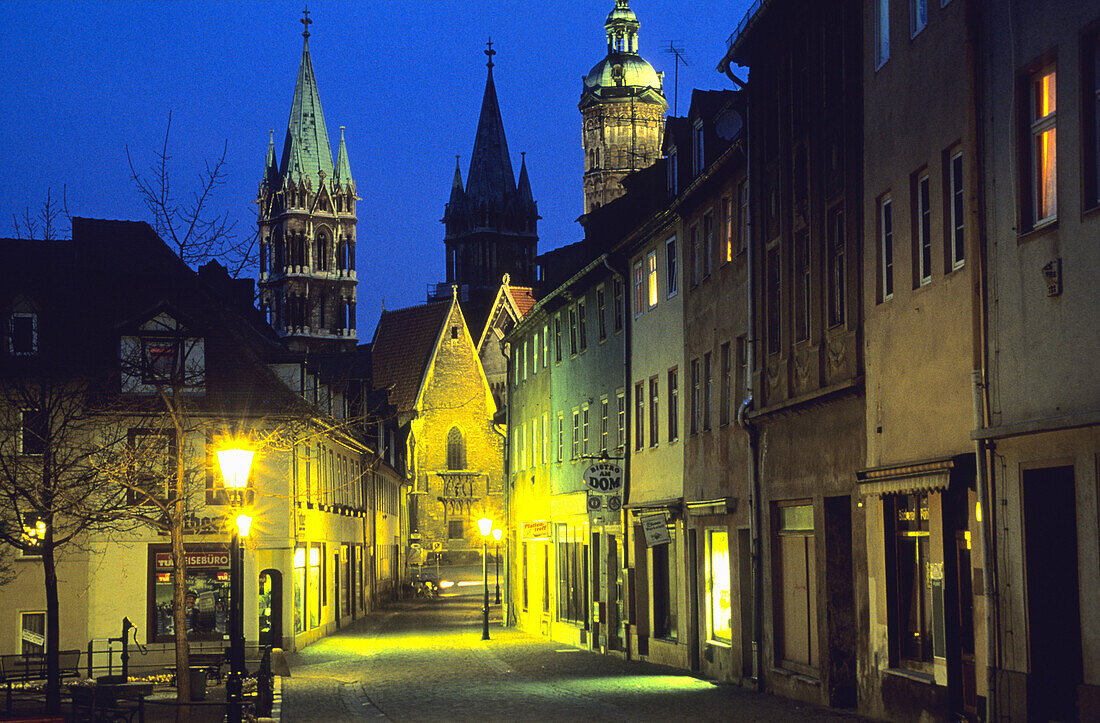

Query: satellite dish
<box><xmin>716</xmin><ymin>109</ymin><xmax>744</xmax><ymax>141</ymax></box>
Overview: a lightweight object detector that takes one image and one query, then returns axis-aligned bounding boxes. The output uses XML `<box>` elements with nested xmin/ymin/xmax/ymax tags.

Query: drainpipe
<box><xmin>965</xmin><ymin>0</ymin><xmax>998</xmax><ymax>718</ymax></box>
<box><xmin>603</xmin><ymin>255</ymin><xmax>630</xmax><ymax>658</ymax></box>
<box><xmin>726</xmin><ymin>59</ymin><xmax>763</xmax><ymax>693</ymax></box>
<box><xmin>498</xmin><ymin>338</ymin><xmax>516</xmax><ymax>627</ymax></box>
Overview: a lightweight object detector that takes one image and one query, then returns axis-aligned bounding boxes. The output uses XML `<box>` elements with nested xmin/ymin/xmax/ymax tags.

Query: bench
<box><xmin>1</xmin><ymin>651</ymin><xmax>82</xmax><ymax>713</ymax></box>
<box><xmin>163</xmin><ymin>650</ymin><xmax>226</xmax><ymax>685</ymax></box>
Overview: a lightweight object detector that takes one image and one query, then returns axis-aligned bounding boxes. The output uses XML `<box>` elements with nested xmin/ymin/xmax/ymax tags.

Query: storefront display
<box><xmin>149</xmin><ymin>545</ymin><xmax>231</xmax><ymax>643</ymax></box>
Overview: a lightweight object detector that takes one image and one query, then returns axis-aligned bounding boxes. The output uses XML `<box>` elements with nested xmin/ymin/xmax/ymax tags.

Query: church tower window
<box><xmin>447</xmin><ymin>427</ymin><xmax>466</xmax><ymax>470</ymax></box>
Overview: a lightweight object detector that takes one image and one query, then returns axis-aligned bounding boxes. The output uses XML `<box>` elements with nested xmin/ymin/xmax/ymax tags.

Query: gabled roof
<box><xmin>507</xmin><ymin>285</ymin><xmax>537</xmax><ymax>318</ymax></box>
<box><xmin>475</xmin><ymin>281</ymin><xmax>538</xmax><ymax>353</ymax></box>
<box><xmin>369</xmin><ymin>300</ymin><xmax>452</xmax><ymax>412</ymax></box>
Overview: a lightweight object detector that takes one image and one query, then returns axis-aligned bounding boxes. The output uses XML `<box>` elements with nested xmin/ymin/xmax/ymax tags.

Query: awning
<box><xmin>856</xmin><ymin>458</ymin><xmax>954</xmax><ymax>497</ymax></box>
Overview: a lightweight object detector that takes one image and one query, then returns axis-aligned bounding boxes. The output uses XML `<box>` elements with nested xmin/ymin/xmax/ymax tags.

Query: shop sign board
<box><xmin>523</xmin><ymin>520</ymin><xmax>551</xmax><ymax>540</ymax></box>
<box><xmin>641</xmin><ymin>514</ymin><xmax>671</xmax><ymax>547</ymax></box>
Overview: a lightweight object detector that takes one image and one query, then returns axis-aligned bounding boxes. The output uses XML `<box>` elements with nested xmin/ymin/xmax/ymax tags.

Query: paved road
<box><xmin>280</xmin><ymin>585</ymin><xmax>868</xmax><ymax>722</ymax></box>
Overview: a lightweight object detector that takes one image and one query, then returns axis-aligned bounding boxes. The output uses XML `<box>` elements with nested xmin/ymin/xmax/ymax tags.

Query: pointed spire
<box><xmin>280</xmin><ymin>8</ymin><xmax>335</xmax><ymax>184</ymax></box>
<box><xmin>516</xmin><ymin>152</ymin><xmax>533</xmax><ymax>207</ymax></box>
<box><xmin>449</xmin><ymin>155</ymin><xmax>465</xmax><ymax>202</ymax></box>
<box><xmin>262</xmin><ymin>129</ymin><xmax>278</xmax><ymax>185</ymax></box>
<box><xmin>334</xmin><ymin>126</ymin><xmax>353</xmax><ymax>187</ymax></box>
<box><xmin>465</xmin><ymin>39</ymin><xmax>517</xmax><ymax>209</ymax></box>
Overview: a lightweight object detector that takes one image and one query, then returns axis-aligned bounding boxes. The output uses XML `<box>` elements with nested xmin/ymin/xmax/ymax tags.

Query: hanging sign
<box><xmin>583</xmin><ymin>462</ymin><xmax>623</xmax><ymax>493</ymax></box>
<box><xmin>641</xmin><ymin>514</ymin><xmax>671</xmax><ymax>547</ymax></box>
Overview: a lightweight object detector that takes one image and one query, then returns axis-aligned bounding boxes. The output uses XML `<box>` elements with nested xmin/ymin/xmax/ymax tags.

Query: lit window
<box><xmin>532</xmin><ymin>331</ymin><xmax>539</xmax><ymax>371</ymax></box>
<box><xmin>916</xmin><ymin>174</ymin><xmax>932</xmax><ymax>285</ymax></box>
<box><xmin>876</xmin><ymin>0</ymin><xmax>890</xmax><ymax>68</ymax></box>
<box><xmin>880</xmin><ymin>196</ymin><xmax>894</xmax><ymax>301</ymax></box>
<box><xmin>723</xmin><ymin>196</ymin><xmax>734</xmax><ymax>263</ymax></box>
<box><xmin>542</xmin><ymin>324</ymin><xmax>549</xmax><ymax>367</ymax></box>
<box><xmin>887</xmin><ymin>493</ymin><xmax>933</xmax><ymax>670</ymax></box>
<box><xmin>1030</xmin><ymin>67</ymin><xmax>1057</xmax><ymax>225</ymax></box>
<box><xmin>949</xmin><ymin>152</ymin><xmax>965</xmax><ymax>268</ymax></box>
<box><xmin>647</xmin><ymin>250</ymin><xmax>658</xmax><ymax>309</ymax></box>
<box><xmin>706</xmin><ymin>530</ymin><xmax>731</xmax><ymax>644</ymax></box>
<box><xmin>666</xmin><ymin>237</ymin><xmax>678</xmax><ymax>297</ymax></box>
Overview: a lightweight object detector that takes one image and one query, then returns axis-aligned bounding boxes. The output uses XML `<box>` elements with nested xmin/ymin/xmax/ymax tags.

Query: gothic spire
<box><xmin>516</xmin><ymin>152</ymin><xmax>533</xmax><ymax>208</ymax></box>
<box><xmin>334</xmin><ymin>126</ymin><xmax>353</xmax><ymax>188</ymax></box>
<box><xmin>464</xmin><ymin>39</ymin><xmax>517</xmax><ymax>209</ymax></box>
<box><xmin>448</xmin><ymin>155</ymin><xmax>465</xmax><ymax>207</ymax></box>
<box><xmin>262</xmin><ymin>129</ymin><xmax>278</xmax><ymax>186</ymax></box>
<box><xmin>279</xmin><ymin>9</ymin><xmax>335</xmax><ymax>183</ymax></box>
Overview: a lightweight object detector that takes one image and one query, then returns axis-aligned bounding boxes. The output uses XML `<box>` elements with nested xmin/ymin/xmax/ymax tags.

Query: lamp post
<box><xmin>492</xmin><ymin>527</ymin><xmax>502</xmax><ymax>605</ymax></box>
<box><xmin>477</xmin><ymin>516</ymin><xmax>493</xmax><ymax>640</ymax></box>
<box><xmin>218</xmin><ymin>446</ymin><xmax>255</xmax><ymax>723</ymax></box>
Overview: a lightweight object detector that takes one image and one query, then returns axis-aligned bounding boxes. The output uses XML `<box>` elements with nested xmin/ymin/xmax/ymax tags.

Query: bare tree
<box><xmin>10</xmin><ymin>186</ymin><xmax>71</xmax><ymax>240</ymax></box>
<box><xmin>127</xmin><ymin>112</ymin><xmax>258</xmax><ymax>277</ymax></box>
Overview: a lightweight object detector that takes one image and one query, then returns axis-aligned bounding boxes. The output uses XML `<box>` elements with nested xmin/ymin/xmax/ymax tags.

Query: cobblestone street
<box><xmin>279</xmin><ymin>585</ymin><xmax>869</xmax><ymax>722</ymax></box>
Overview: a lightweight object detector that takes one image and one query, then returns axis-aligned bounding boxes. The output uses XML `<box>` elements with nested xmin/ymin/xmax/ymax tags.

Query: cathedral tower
<box><xmin>578</xmin><ymin>0</ymin><xmax>668</xmax><ymax>214</ymax></box>
<box><xmin>257</xmin><ymin>11</ymin><xmax>357</xmax><ymax>354</ymax></box>
<box><xmin>440</xmin><ymin>42</ymin><xmax>539</xmax><ymax>328</ymax></box>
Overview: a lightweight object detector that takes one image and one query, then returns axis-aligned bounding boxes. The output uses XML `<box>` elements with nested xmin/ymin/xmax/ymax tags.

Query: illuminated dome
<box><xmin>583</xmin><ymin>53</ymin><xmax>663</xmax><ymax>92</ymax></box>
<box><xmin>605</xmin><ymin>1</ymin><xmax>639</xmax><ymax>27</ymax></box>
<box><xmin>579</xmin><ymin>0</ymin><xmax>667</xmax><ymax>109</ymax></box>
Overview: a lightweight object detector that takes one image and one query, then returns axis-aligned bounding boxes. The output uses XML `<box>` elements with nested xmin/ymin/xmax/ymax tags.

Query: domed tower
<box><xmin>579</xmin><ymin>0</ymin><xmax>668</xmax><ymax>214</ymax></box>
<box><xmin>257</xmin><ymin>10</ymin><xmax>358</xmax><ymax>353</ymax></box>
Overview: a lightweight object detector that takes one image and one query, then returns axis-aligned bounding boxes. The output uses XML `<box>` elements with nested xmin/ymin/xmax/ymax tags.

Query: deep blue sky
<box><xmin>2</xmin><ymin>1</ymin><xmax>751</xmax><ymax>333</ymax></box>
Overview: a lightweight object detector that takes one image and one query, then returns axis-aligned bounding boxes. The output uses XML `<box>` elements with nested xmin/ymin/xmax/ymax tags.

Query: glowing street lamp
<box><xmin>492</xmin><ymin>527</ymin><xmax>502</xmax><ymax>605</ymax></box>
<box><xmin>218</xmin><ymin>444</ymin><xmax>254</xmax><ymax>723</ymax></box>
<box><xmin>478</xmin><ymin>516</ymin><xmax>493</xmax><ymax>640</ymax></box>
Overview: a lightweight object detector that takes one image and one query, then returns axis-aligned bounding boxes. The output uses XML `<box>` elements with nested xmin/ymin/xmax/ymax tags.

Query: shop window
<box><xmin>706</xmin><ymin>529</ymin><xmax>732</xmax><ymax>644</ymax></box>
<box><xmin>886</xmin><ymin>492</ymin><xmax>934</xmax><ymax>670</ymax></box>
<box><xmin>308</xmin><ymin>545</ymin><xmax>321</xmax><ymax>629</ymax></box>
<box><xmin>20</xmin><ymin>612</ymin><xmax>46</xmax><ymax>654</ymax></box>
<box><xmin>774</xmin><ymin>502</ymin><xmax>818</xmax><ymax>673</ymax></box>
<box><xmin>556</xmin><ymin>524</ymin><xmax>587</xmax><ymax>624</ymax></box>
<box><xmin>653</xmin><ymin>534</ymin><xmax>678</xmax><ymax>639</ymax></box>
<box><xmin>151</xmin><ymin>546</ymin><xmax>231</xmax><ymax>642</ymax></box>
<box><xmin>542</xmin><ymin>543</ymin><xmax>551</xmax><ymax>614</ymax></box>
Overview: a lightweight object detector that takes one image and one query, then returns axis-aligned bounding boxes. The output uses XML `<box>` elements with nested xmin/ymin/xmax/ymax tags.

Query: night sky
<box><xmin>2</xmin><ymin>1</ymin><xmax>751</xmax><ymax>332</ymax></box>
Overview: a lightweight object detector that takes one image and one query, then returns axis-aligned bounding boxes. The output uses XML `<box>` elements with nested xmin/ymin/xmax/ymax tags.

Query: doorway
<box><xmin>258</xmin><ymin>569</ymin><xmax>283</xmax><ymax>648</ymax></box>
<box><xmin>1023</xmin><ymin>466</ymin><xmax>1081</xmax><ymax>721</ymax></box>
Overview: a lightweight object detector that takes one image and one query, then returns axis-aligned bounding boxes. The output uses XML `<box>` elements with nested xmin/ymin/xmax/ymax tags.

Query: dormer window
<box><xmin>9</xmin><ymin>312</ymin><xmax>37</xmax><ymax>356</ymax></box>
<box><xmin>693</xmin><ymin>119</ymin><xmax>705</xmax><ymax>175</ymax></box>
<box><xmin>143</xmin><ymin>340</ymin><xmax>182</xmax><ymax>383</ymax></box>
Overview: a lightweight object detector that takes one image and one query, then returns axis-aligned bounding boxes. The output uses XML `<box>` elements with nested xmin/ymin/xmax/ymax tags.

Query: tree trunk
<box><xmin>43</xmin><ymin>536</ymin><xmax>61</xmax><ymax>713</ymax></box>
<box><xmin>167</xmin><ymin>390</ymin><xmax>191</xmax><ymax>722</ymax></box>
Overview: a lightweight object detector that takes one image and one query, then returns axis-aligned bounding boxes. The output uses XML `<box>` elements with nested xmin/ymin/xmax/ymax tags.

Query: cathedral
<box><xmin>256</xmin><ymin>11</ymin><xmax>358</xmax><ymax>354</ymax></box>
<box><xmin>578</xmin><ymin>0</ymin><xmax>668</xmax><ymax>214</ymax></box>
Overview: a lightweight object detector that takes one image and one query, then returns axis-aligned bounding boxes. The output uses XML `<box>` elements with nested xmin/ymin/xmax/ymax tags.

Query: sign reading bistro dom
<box><xmin>584</xmin><ymin>462</ymin><xmax>623</xmax><ymax>526</ymax></box>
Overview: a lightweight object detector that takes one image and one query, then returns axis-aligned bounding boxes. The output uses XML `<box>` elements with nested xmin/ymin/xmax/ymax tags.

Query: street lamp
<box><xmin>477</xmin><ymin>516</ymin><xmax>493</xmax><ymax>640</ymax></box>
<box><xmin>492</xmin><ymin>527</ymin><xmax>502</xmax><ymax>605</ymax></box>
<box><xmin>218</xmin><ymin>445</ymin><xmax>254</xmax><ymax>723</ymax></box>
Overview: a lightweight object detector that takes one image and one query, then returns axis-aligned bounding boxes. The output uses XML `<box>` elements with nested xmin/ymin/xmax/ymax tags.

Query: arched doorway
<box><xmin>258</xmin><ymin>569</ymin><xmax>283</xmax><ymax>648</ymax></box>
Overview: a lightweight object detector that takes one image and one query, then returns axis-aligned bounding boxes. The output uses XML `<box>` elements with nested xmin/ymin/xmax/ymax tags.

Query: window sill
<box><xmin>705</xmin><ymin>639</ymin><xmax>732</xmax><ymax>649</ymax></box>
<box><xmin>1018</xmin><ymin>218</ymin><xmax>1058</xmax><ymax>244</ymax></box>
<box><xmin>883</xmin><ymin>667</ymin><xmax>935</xmax><ymax>686</ymax></box>
<box><xmin>770</xmin><ymin>666</ymin><xmax>820</xmax><ymax>686</ymax></box>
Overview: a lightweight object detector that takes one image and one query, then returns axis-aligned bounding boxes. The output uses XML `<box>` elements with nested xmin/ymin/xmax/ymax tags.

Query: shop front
<box><xmin>147</xmin><ymin>544</ymin><xmax>232</xmax><ymax>643</ymax></box>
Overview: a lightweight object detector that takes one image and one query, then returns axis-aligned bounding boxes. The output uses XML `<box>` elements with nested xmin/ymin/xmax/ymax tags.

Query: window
<box><xmin>581</xmin><ymin>404</ymin><xmax>590</xmax><ymax>456</ymax></box>
<box><xmin>876</xmin><ymin>0</ymin><xmax>890</xmax><ymax>68</ymax></box>
<box><xmin>532</xmin><ymin>417</ymin><xmax>540</xmax><ymax>467</ymax></box>
<box><xmin>766</xmin><ymin>244</ymin><xmax>781</xmax><ymax>354</ymax></box>
<box><xmin>446</xmin><ymin>427</ymin><xmax>466</xmax><ymax>470</ymax></box>
<box><xmin>949</xmin><ymin>151</ymin><xmax>965</xmax><ymax>268</ymax></box>
<box><xmin>557</xmin><ymin>413</ymin><xmax>564</xmax><ymax>463</ymax></box>
<box><xmin>693</xmin><ymin>119</ymin><xmax>705</xmax><ymax>174</ymax></box>
<box><xmin>723</xmin><ymin>196</ymin><xmax>734</xmax><ymax>263</ymax></box>
<box><xmin>613</xmin><ymin>278</ymin><xmax>624</xmax><ymax>331</ymax></box>
<box><xmin>886</xmin><ymin>493</ymin><xmax>933</xmax><ymax>670</ymax></box>
<box><xmin>794</xmin><ymin>231</ymin><xmax>810</xmax><ymax>342</ymax></box>
<box><xmin>533</xmin><ymin>332</ymin><xmax>539</xmax><ymax>371</ymax></box>
<box><xmin>571</xmin><ymin>410</ymin><xmax>580</xmax><ymax>460</ymax></box>
<box><xmin>634</xmin><ymin>382</ymin><xmax>645</xmax><ymax>451</ymax></box>
<box><xmin>649</xmin><ymin>377</ymin><xmax>660</xmax><ymax>447</ymax></box>
<box><xmin>577</xmin><ymin>300</ymin><xmax>588</xmax><ymax>352</ymax></box>
<box><xmin>911</xmin><ymin>0</ymin><xmax>927</xmax><ymax>37</ymax></box>
<box><xmin>568</xmin><ymin>308</ymin><xmax>578</xmax><ymax>356</ymax></box>
<box><xmin>647</xmin><ymin>250</ymin><xmax>658</xmax><ymax>308</ymax></box>
<box><xmin>543</xmin><ymin>412</ymin><xmax>550</xmax><ymax>464</ymax></box>
<box><xmin>668</xmin><ymin>368</ymin><xmax>679</xmax><ymax>442</ymax></box>
<box><xmin>1085</xmin><ymin>33</ymin><xmax>1100</xmax><ymax>209</ymax></box>
<box><xmin>9</xmin><ymin>313</ymin><xmax>37</xmax><ymax>355</ymax></box>
<box><xmin>1029</xmin><ymin>66</ymin><xmax>1057</xmax><ymax>226</ymax></box>
<box><xmin>18</xmin><ymin>408</ymin><xmax>46</xmax><ymax>456</ymax></box>
<box><xmin>522</xmin><ymin>340</ymin><xmax>528</xmax><ymax>380</ymax></box>
<box><xmin>653</xmin><ymin>531</ymin><xmax>678</xmax><ymax>639</ymax></box>
<box><xmin>702</xmin><ymin>212</ymin><xmax>714</xmax><ymax>278</ymax></box>
<box><xmin>542</xmin><ymin>325</ymin><xmax>549</xmax><ymax>367</ymax></box>
<box><xmin>616</xmin><ymin>391</ymin><xmax>626</xmax><ymax>450</ymax></box>
<box><xmin>703</xmin><ymin>352</ymin><xmax>713</xmax><ymax>431</ymax></box>
<box><xmin>633</xmin><ymin>261</ymin><xmax>645</xmax><ymax>316</ymax></box>
<box><xmin>142</xmin><ymin>339</ymin><xmax>183</xmax><ymax>383</ymax></box>
<box><xmin>880</xmin><ymin>196</ymin><xmax>895</xmax><ymax>301</ymax></box>
<box><xmin>775</xmin><ymin>502</ymin><xmax>817</xmax><ymax>672</ymax></box>
<box><xmin>736</xmin><ymin>336</ymin><xmax>747</xmax><ymax>405</ymax></box>
<box><xmin>690</xmin><ymin>225</ymin><xmax>700</xmax><ymax>286</ymax></box>
<box><xmin>127</xmin><ymin>429</ymin><xmax>177</xmax><ymax>506</ymax></box>
<box><xmin>554</xmin><ymin>315</ymin><xmax>563</xmax><ymax>362</ymax></box>
<box><xmin>690</xmin><ymin>359</ymin><xmax>701</xmax><ymax>435</ymax></box>
<box><xmin>600</xmin><ymin>398</ymin><xmax>609</xmax><ymax>453</ymax></box>
<box><xmin>827</xmin><ymin>207</ymin><xmax>846</xmax><ymax>326</ymax></box>
<box><xmin>596</xmin><ymin>286</ymin><xmax>607</xmax><ymax>341</ymax></box>
<box><xmin>668</xmin><ymin>146</ymin><xmax>679</xmax><ymax>196</ymax></box>
<box><xmin>915</xmin><ymin>173</ymin><xmax>932</xmax><ymax>285</ymax></box>
<box><xmin>448</xmin><ymin>519</ymin><xmax>465</xmax><ymax>539</ymax></box>
<box><xmin>519</xmin><ymin>424</ymin><xmax>527</xmax><ymax>471</ymax></box>
<box><xmin>705</xmin><ymin>530</ymin><xmax>732</xmax><ymax>644</ymax></box>
<box><xmin>556</xmin><ymin>524</ymin><xmax>587</xmax><ymax>624</ymax></box>
<box><xmin>737</xmin><ymin>181</ymin><xmax>749</xmax><ymax>255</ymax></box>
<box><xmin>20</xmin><ymin>612</ymin><xmax>46</xmax><ymax>655</ymax></box>
<box><xmin>666</xmin><ymin>237</ymin><xmax>678</xmax><ymax>297</ymax></box>
<box><xmin>720</xmin><ymin>343</ymin><xmax>732</xmax><ymax>426</ymax></box>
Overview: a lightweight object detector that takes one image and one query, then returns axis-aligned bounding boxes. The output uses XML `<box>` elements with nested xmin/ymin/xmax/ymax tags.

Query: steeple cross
<box><xmin>301</xmin><ymin>7</ymin><xmax>312</xmax><ymax>38</ymax></box>
<box><xmin>485</xmin><ymin>37</ymin><xmax>496</xmax><ymax>69</ymax></box>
